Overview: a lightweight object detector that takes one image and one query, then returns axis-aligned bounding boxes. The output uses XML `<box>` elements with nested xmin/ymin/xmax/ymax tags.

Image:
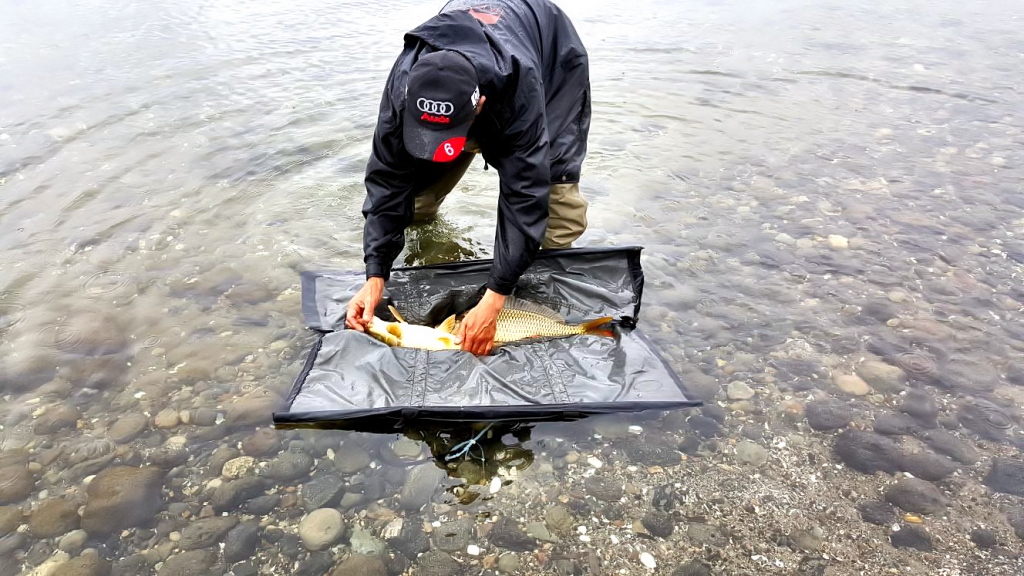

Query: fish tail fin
<box><xmin>437</xmin><ymin>314</ymin><xmax>457</xmax><ymax>334</ymax></box>
<box><xmin>388</xmin><ymin>305</ymin><xmax>406</xmax><ymax>323</ymax></box>
<box><xmin>581</xmin><ymin>316</ymin><xmax>615</xmax><ymax>338</ymax></box>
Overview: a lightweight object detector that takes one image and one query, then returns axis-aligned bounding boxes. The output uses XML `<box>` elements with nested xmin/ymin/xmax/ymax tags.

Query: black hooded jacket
<box><xmin>361</xmin><ymin>0</ymin><xmax>591</xmax><ymax>295</ymax></box>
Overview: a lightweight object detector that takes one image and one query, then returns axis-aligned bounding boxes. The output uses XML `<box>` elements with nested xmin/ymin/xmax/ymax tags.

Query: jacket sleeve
<box><xmin>487</xmin><ymin>65</ymin><xmax>551</xmax><ymax>295</ymax></box>
<box><xmin>362</xmin><ymin>66</ymin><xmax>418</xmax><ymax>281</ymax></box>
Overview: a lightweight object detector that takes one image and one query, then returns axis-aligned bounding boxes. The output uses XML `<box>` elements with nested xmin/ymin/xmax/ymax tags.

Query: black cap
<box><xmin>403</xmin><ymin>50</ymin><xmax>480</xmax><ymax>162</ymax></box>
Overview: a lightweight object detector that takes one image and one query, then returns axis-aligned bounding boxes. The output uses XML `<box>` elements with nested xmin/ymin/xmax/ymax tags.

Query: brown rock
<box><xmin>0</xmin><ymin>505</ymin><xmax>23</xmax><ymax>536</ymax></box>
<box><xmin>158</xmin><ymin>550</ymin><xmax>217</xmax><ymax>576</ymax></box>
<box><xmin>856</xmin><ymin>360</ymin><xmax>907</xmax><ymax>393</ymax></box>
<box><xmin>107</xmin><ymin>413</ymin><xmax>149</xmax><ymax>444</ymax></box>
<box><xmin>51</xmin><ymin>550</ymin><xmax>110</xmax><ymax>576</ymax></box>
<box><xmin>241</xmin><ymin>428</ymin><xmax>281</xmax><ymax>457</ymax></box>
<box><xmin>33</xmin><ymin>405</ymin><xmax>82</xmax><ymax>435</ymax></box>
<box><xmin>29</xmin><ymin>498</ymin><xmax>80</xmax><ymax>538</ymax></box>
<box><xmin>82</xmin><ymin>466</ymin><xmax>165</xmax><ymax>534</ymax></box>
<box><xmin>331</xmin><ymin>554</ymin><xmax>387</xmax><ymax>576</ymax></box>
<box><xmin>226</xmin><ymin>390</ymin><xmax>283</xmax><ymax>427</ymax></box>
<box><xmin>834</xmin><ymin>374</ymin><xmax>870</xmax><ymax>396</ymax></box>
<box><xmin>0</xmin><ymin>464</ymin><xmax>34</xmax><ymax>505</ymax></box>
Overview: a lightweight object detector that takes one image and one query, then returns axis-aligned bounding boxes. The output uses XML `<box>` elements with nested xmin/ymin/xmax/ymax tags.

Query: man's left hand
<box><xmin>456</xmin><ymin>289</ymin><xmax>506</xmax><ymax>355</ymax></box>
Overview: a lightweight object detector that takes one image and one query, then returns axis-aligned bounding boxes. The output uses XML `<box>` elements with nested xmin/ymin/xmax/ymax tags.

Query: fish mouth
<box><xmin>366</xmin><ymin>318</ymin><xmax>402</xmax><ymax>347</ymax></box>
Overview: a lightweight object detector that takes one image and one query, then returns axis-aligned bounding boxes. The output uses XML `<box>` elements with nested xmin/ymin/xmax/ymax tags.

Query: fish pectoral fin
<box><xmin>437</xmin><ymin>314</ymin><xmax>457</xmax><ymax>334</ymax></box>
<box><xmin>581</xmin><ymin>316</ymin><xmax>615</xmax><ymax>337</ymax></box>
<box><xmin>388</xmin><ymin>305</ymin><xmax>407</xmax><ymax>323</ymax></box>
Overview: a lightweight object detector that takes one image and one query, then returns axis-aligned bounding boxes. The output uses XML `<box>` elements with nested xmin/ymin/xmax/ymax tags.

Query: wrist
<box><xmin>480</xmin><ymin>289</ymin><xmax>506</xmax><ymax>311</ymax></box>
<box><xmin>367</xmin><ymin>277</ymin><xmax>385</xmax><ymax>294</ymax></box>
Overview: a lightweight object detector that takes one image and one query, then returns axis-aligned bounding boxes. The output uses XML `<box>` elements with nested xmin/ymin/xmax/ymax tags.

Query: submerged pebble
<box><xmin>33</xmin><ymin>405</ymin><xmax>81</xmax><ymax>435</ymax></box>
<box><xmin>0</xmin><ymin>464</ymin><xmax>35</xmax><ymax>504</ymax></box>
<box><xmin>899</xmin><ymin>389</ymin><xmax>939</xmax><ymax>423</ymax></box>
<box><xmin>585</xmin><ymin>476</ymin><xmax>624</xmax><ymax>502</ymax></box>
<box><xmin>81</xmin><ymin>466</ymin><xmax>164</xmax><ymax>534</ymax></box>
<box><xmin>107</xmin><ymin>413</ymin><xmax>149</xmax><ymax>444</ymax></box>
<box><xmin>901</xmin><ymin>449</ymin><xmax>958</xmax><ymax>481</ymax></box>
<box><xmin>298</xmin><ymin>508</ymin><xmax>344</xmax><ymax>551</ymax></box>
<box><xmin>958</xmin><ymin>399</ymin><xmax>1014</xmax><ymax>442</ymax></box>
<box><xmin>983</xmin><ymin>458</ymin><xmax>1024</xmax><ymax>497</ymax></box>
<box><xmin>1006</xmin><ymin>509</ymin><xmax>1024</xmax><ymax>540</ymax></box>
<box><xmin>834</xmin><ymin>373</ymin><xmax>870</xmax><ymax>396</ymax></box>
<box><xmin>872</xmin><ymin>413</ymin><xmax>922</xmax><ymax>436</ymax></box>
<box><xmin>855</xmin><ymin>361</ymin><xmax>907</xmax><ymax>393</ymax></box>
<box><xmin>970</xmin><ymin>527</ymin><xmax>998</xmax><ymax>549</ymax></box>
<box><xmin>415</xmin><ymin>550</ymin><xmax>462</xmax><ymax>576</ymax></box>
<box><xmin>330</xmin><ymin>554</ymin><xmax>387</xmax><ymax>576</ymax></box>
<box><xmin>726</xmin><ymin>381</ymin><xmax>754</xmax><ymax>400</ymax></box>
<box><xmin>432</xmin><ymin>518</ymin><xmax>473</xmax><ymax>552</ymax></box>
<box><xmin>890</xmin><ymin>524</ymin><xmax>933</xmax><ymax>551</ymax></box>
<box><xmin>625</xmin><ymin>441</ymin><xmax>683</xmax><ymax>467</ymax></box>
<box><xmin>857</xmin><ymin>500</ymin><xmax>897</xmax><ymax>525</ymax></box>
<box><xmin>832</xmin><ymin>430</ymin><xmax>901</xmax><ymax>474</ymax></box>
<box><xmin>686</xmin><ymin>415</ymin><xmax>722</xmax><ymax>439</ymax></box>
<box><xmin>157</xmin><ymin>549</ymin><xmax>217</xmax><ymax>576</ymax></box>
<box><xmin>734</xmin><ymin>441</ymin><xmax>767</xmax><ymax>466</ymax></box>
<box><xmin>545</xmin><ymin>505</ymin><xmax>574</xmax><ymax>535</ymax></box>
<box><xmin>804</xmin><ymin>400</ymin><xmax>851</xmax><ymax>431</ymax></box>
<box><xmin>670</xmin><ymin>560</ymin><xmax>712</xmax><ymax>576</ymax></box>
<box><xmin>920</xmin><ymin>430</ymin><xmax>979</xmax><ymax>465</ymax></box>
<box><xmin>400</xmin><ymin>465</ymin><xmax>445</xmax><ymax>512</ymax></box>
<box><xmin>334</xmin><ymin>442</ymin><xmax>372</xmax><ymax>474</ymax></box>
<box><xmin>489</xmin><ymin>517</ymin><xmax>536</xmax><ymax>551</ymax></box>
<box><xmin>641</xmin><ymin>509</ymin><xmax>675</xmax><ymax>538</ymax></box>
<box><xmin>28</xmin><ymin>498</ymin><xmax>80</xmax><ymax>538</ymax></box>
<box><xmin>884</xmin><ymin>478</ymin><xmax>949</xmax><ymax>514</ymax></box>
<box><xmin>179</xmin><ymin>516</ymin><xmax>238</xmax><ymax>550</ymax></box>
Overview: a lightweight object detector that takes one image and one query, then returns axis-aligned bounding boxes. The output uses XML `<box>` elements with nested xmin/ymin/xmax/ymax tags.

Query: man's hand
<box><xmin>456</xmin><ymin>289</ymin><xmax>506</xmax><ymax>355</ymax></box>
<box><xmin>346</xmin><ymin>277</ymin><xmax>385</xmax><ymax>332</ymax></box>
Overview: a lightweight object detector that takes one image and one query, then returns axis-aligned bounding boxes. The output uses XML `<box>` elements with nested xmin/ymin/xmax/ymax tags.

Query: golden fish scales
<box><xmin>436</xmin><ymin>297</ymin><xmax>613</xmax><ymax>344</ymax></box>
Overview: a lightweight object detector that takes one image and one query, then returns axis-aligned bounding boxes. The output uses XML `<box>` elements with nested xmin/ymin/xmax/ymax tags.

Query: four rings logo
<box><xmin>417</xmin><ymin>98</ymin><xmax>454</xmax><ymax>115</ymax></box>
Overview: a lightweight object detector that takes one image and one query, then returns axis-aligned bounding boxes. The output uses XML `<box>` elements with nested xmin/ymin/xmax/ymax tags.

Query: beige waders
<box><xmin>412</xmin><ymin>152</ymin><xmax>588</xmax><ymax>249</ymax></box>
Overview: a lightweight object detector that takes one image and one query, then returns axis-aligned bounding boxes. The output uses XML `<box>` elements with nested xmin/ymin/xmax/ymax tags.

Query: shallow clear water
<box><xmin>2</xmin><ymin>0</ymin><xmax>1024</xmax><ymax>574</ymax></box>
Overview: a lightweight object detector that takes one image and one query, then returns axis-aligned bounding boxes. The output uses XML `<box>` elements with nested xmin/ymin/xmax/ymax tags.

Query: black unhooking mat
<box><xmin>273</xmin><ymin>246</ymin><xmax>700</xmax><ymax>430</ymax></box>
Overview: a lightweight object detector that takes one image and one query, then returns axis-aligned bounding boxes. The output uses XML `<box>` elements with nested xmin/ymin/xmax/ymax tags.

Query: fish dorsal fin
<box><xmin>388</xmin><ymin>305</ymin><xmax>407</xmax><ymax>323</ymax></box>
<box><xmin>437</xmin><ymin>314</ymin><xmax>457</xmax><ymax>334</ymax></box>
<box><xmin>503</xmin><ymin>296</ymin><xmax>565</xmax><ymax>322</ymax></box>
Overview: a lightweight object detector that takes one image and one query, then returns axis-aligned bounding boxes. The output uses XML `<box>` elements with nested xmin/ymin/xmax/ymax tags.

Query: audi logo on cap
<box><xmin>417</xmin><ymin>98</ymin><xmax>454</xmax><ymax>115</ymax></box>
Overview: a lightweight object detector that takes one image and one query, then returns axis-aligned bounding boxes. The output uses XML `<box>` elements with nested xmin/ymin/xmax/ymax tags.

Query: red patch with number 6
<box><xmin>433</xmin><ymin>137</ymin><xmax>466</xmax><ymax>162</ymax></box>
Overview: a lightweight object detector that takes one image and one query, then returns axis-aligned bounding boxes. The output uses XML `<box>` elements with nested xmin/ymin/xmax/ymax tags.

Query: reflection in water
<box><xmin>402</xmin><ymin>217</ymin><xmax>486</xmax><ymax>268</ymax></box>
<box><xmin>406</xmin><ymin>423</ymin><xmax>536</xmax><ymax>505</ymax></box>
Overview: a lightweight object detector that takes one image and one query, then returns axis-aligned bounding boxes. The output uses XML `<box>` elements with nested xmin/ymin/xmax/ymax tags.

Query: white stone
<box><xmin>382</xmin><ymin>518</ymin><xmax>403</xmax><ymax>540</ymax></box>
<box><xmin>467</xmin><ymin>544</ymin><xmax>481</xmax><ymax>556</ymax></box>
<box><xmin>221</xmin><ymin>456</ymin><xmax>256</xmax><ymax>479</ymax></box>
<box><xmin>587</xmin><ymin>457</ymin><xmax>603</xmax><ymax>468</ymax></box>
<box><xmin>640</xmin><ymin>552</ymin><xmax>657</xmax><ymax>569</ymax></box>
<box><xmin>827</xmin><ymin>235</ymin><xmax>849</xmax><ymax>250</ymax></box>
<box><xmin>489</xmin><ymin>476</ymin><xmax>502</xmax><ymax>494</ymax></box>
<box><xmin>727</xmin><ymin>381</ymin><xmax>755</xmax><ymax>400</ymax></box>
<box><xmin>25</xmin><ymin>551</ymin><xmax>70</xmax><ymax>576</ymax></box>
<box><xmin>299</xmin><ymin>508</ymin><xmax>344</xmax><ymax>551</ymax></box>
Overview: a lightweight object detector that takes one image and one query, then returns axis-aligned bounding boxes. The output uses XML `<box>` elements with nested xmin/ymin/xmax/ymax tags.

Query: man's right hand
<box><xmin>346</xmin><ymin>277</ymin><xmax>385</xmax><ymax>332</ymax></box>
